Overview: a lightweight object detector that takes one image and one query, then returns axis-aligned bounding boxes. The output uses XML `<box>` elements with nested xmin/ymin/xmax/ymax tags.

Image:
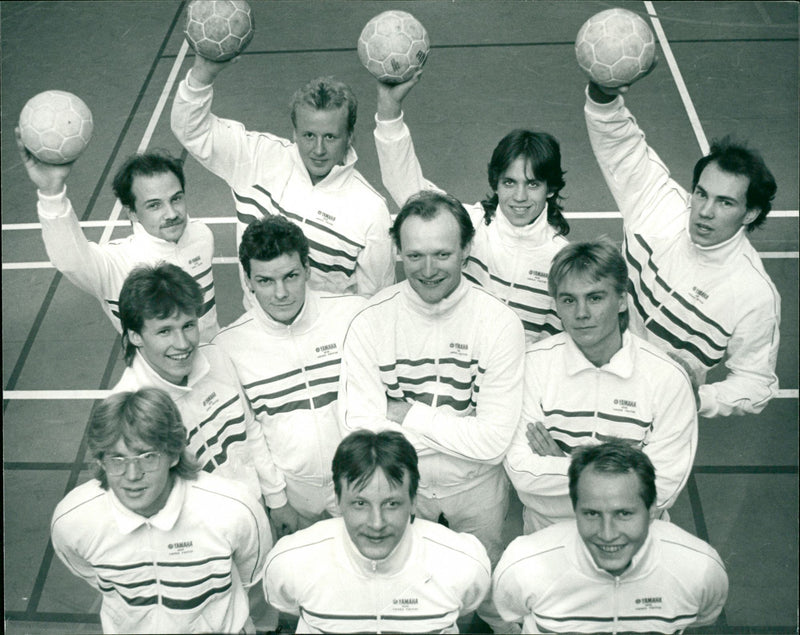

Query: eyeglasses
<box><xmin>101</xmin><ymin>451</ymin><xmax>163</xmax><ymax>476</ymax></box>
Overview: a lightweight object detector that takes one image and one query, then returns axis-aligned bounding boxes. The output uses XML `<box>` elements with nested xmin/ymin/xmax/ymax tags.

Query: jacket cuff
<box><xmin>374</xmin><ymin>111</ymin><xmax>406</xmax><ymax>140</ymax></box>
<box><xmin>37</xmin><ymin>186</ymin><xmax>70</xmax><ymax>219</ymax></box>
<box><xmin>264</xmin><ymin>489</ymin><xmax>289</xmax><ymax>510</ymax></box>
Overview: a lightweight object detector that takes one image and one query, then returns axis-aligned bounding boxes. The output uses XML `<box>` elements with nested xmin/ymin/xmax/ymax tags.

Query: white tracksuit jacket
<box><xmin>51</xmin><ymin>472</ymin><xmax>271</xmax><ymax>635</ymax></box>
<box><xmin>171</xmin><ymin>70</ymin><xmax>395</xmax><ymax>303</ymax></box>
<box><xmin>493</xmin><ymin>519</ymin><xmax>729</xmax><ymax>634</ymax></box>
<box><xmin>113</xmin><ymin>345</ymin><xmax>287</xmax><ymax>508</ymax></box>
<box><xmin>264</xmin><ymin>517</ymin><xmax>491</xmax><ymax>634</ymax></box>
<box><xmin>37</xmin><ymin>187</ymin><xmax>219</xmax><ymax>340</ymax></box>
<box><xmin>374</xmin><ymin>113</ymin><xmax>566</xmax><ymax>345</ymax></box>
<box><xmin>584</xmin><ymin>91</ymin><xmax>781</xmax><ymax>418</ymax></box>
<box><xmin>212</xmin><ymin>289</ymin><xmax>366</xmax><ymax>499</ymax></box>
<box><xmin>504</xmin><ymin>331</ymin><xmax>697</xmax><ymax>530</ymax></box>
<box><xmin>339</xmin><ymin>278</ymin><xmax>525</xmax><ymax>499</ymax></box>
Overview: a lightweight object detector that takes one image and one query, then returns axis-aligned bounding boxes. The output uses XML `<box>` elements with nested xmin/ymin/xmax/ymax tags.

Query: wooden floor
<box><xmin>2</xmin><ymin>1</ymin><xmax>798</xmax><ymax>633</ymax></box>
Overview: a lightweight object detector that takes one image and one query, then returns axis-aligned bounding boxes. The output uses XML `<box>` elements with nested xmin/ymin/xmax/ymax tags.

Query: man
<box><xmin>212</xmin><ymin>216</ymin><xmax>366</xmax><ymax>535</ymax></box>
<box><xmin>51</xmin><ymin>388</ymin><xmax>272</xmax><ymax>634</ymax></box>
<box><xmin>263</xmin><ymin>430</ymin><xmax>491</xmax><ymax>633</ymax></box>
<box><xmin>16</xmin><ymin>132</ymin><xmax>219</xmax><ymax>340</ymax></box>
<box><xmin>494</xmin><ymin>441</ymin><xmax>729</xmax><ymax>633</ymax></box>
<box><xmin>339</xmin><ymin>190</ymin><xmax>525</xmax><ymax>565</ymax></box>
<box><xmin>112</xmin><ymin>262</ymin><xmax>290</xmax><ymax>526</ymax></box>
<box><xmin>504</xmin><ymin>240</ymin><xmax>697</xmax><ymax>533</ymax></box>
<box><xmin>584</xmin><ymin>74</ymin><xmax>780</xmax><ymax>418</ymax></box>
<box><xmin>373</xmin><ymin>70</ymin><xmax>569</xmax><ymax>345</ymax></box>
<box><xmin>171</xmin><ymin>54</ymin><xmax>395</xmax><ymax>306</ymax></box>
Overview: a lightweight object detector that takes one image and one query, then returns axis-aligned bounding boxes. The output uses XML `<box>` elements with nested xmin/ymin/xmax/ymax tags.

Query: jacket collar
<box><xmin>563</xmin><ymin>330</ymin><xmax>635</xmax><ymax>379</ymax></box>
<box><xmin>108</xmin><ymin>475</ymin><xmax>186</xmax><ymax>534</ymax></box>
<box><xmin>339</xmin><ymin>518</ymin><xmax>416</xmax><ymax>576</ymax></box>
<box><xmin>249</xmin><ymin>286</ymin><xmax>319</xmax><ymax>335</ymax></box>
<box><xmin>572</xmin><ymin>520</ymin><xmax>657</xmax><ymax>581</ymax></box>
<box><xmin>130</xmin><ymin>217</ymin><xmax>194</xmax><ymax>249</ymax></box>
<box><xmin>493</xmin><ymin>206</ymin><xmax>554</xmax><ymax>248</ymax></box>
<box><xmin>685</xmin><ymin>223</ymin><xmax>747</xmax><ymax>267</ymax></box>
<box><xmin>128</xmin><ymin>348</ymin><xmax>211</xmax><ymax>397</ymax></box>
<box><xmin>289</xmin><ymin>144</ymin><xmax>359</xmax><ymax>190</ymax></box>
<box><xmin>400</xmin><ymin>276</ymin><xmax>471</xmax><ymax>319</ymax></box>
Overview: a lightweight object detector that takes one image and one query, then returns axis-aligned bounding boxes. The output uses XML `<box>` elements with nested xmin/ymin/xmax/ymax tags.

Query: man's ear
<box><xmin>648</xmin><ymin>505</ymin><xmax>661</xmax><ymax>521</ymax></box>
<box><xmin>742</xmin><ymin>207</ymin><xmax>761</xmax><ymax>227</ymax></box>
<box><xmin>128</xmin><ymin>330</ymin><xmax>143</xmax><ymax>348</ymax></box>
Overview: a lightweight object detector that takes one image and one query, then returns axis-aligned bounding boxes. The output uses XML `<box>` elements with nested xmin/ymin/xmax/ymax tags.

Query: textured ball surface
<box><xmin>575</xmin><ymin>8</ymin><xmax>655</xmax><ymax>88</ymax></box>
<box><xmin>358</xmin><ymin>10</ymin><xmax>430</xmax><ymax>84</ymax></box>
<box><xmin>19</xmin><ymin>90</ymin><xmax>93</xmax><ymax>164</ymax></box>
<box><xmin>185</xmin><ymin>0</ymin><xmax>255</xmax><ymax>62</ymax></box>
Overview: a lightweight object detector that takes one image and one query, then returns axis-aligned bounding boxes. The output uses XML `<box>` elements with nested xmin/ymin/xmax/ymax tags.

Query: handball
<box><xmin>19</xmin><ymin>90</ymin><xmax>93</xmax><ymax>165</ymax></box>
<box><xmin>358</xmin><ymin>10</ymin><xmax>430</xmax><ymax>84</ymax></box>
<box><xmin>185</xmin><ymin>0</ymin><xmax>255</xmax><ymax>62</ymax></box>
<box><xmin>575</xmin><ymin>8</ymin><xmax>655</xmax><ymax>88</ymax></box>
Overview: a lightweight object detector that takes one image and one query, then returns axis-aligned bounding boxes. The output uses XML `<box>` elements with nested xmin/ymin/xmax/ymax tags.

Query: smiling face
<box><xmin>103</xmin><ymin>436</ymin><xmax>178</xmax><ymax>517</ymax></box>
<box><xmin>496</xmin><ymin>155</ymin><xmax>552</xmax><ymax>227</ymax></box>
<box><xmin>338</xmin><ymin>468</ymin><xmax>416</xmax><ymax>561</ymax></box>
<box><xmin>246</xmin><ymin>252</ymin><xmax>309</xmax><ymax>325</ymax></box>
<box><xmin>127</xmin><ymin>172</ymin><xmax>187</xmax><ymax>243</ymax></box>
<box><xmin>689</xmin><ymin>162</ymin><xmax>759</xmax><ymax>247</ymax></box>
<box><xmin>128</xmin><ymin>311</ymin><xmax>199</xmax><ymax>384</ymax></box>
<box><xmin>555</xmin><ymin>272</ymin><xmax>627</xmax><ymax>366</ymax></box>
<box><xmin>293</xmin><ymin>104</ymin><xmax>350</xmax><ymax>184</ymax></box>
<box><xmin>575</xmin><ymin>466</ymin><xmax>651</xmax><ymax>577</ymax></box>
<box><xmin>399</xmin><ymin>210</ymin><xmax>469</xmax><ymax>305</ymax></box>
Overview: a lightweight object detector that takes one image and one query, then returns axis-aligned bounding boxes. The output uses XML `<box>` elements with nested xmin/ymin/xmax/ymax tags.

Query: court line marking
<box><xmin>4</xmin><ymin>250</ymin><xmax>798</xmax><ymax>270</ymax></box>
<box><xmin>96</xmin><ymin>39</ymin><xmax>190</xmax><ymax>246</ymax></box>
<box><xmin>645</xmin><ymin>1</ymin><xmax>710</xmax><ymax>155</ymax></box>
<box><xmin>4</xmin><ymin>389</ymin><xmax>798</xmax><ymax>400</ymax></box>
<box><xmin>3</xmin><ymin>209</ymin><xmax>798</xmax><ymax>231</ymax></box>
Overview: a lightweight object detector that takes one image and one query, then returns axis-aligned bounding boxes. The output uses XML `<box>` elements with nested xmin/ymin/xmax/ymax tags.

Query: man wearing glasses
<box><xmin>50</xmin><ymin>388</ymin><xmax>272</xmax><ymax>634</ymax></box>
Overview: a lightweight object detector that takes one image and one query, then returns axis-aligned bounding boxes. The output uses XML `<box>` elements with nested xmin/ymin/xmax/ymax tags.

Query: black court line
<box><xmin>4</xmin><ymin>611</ymin><xmax>100</xmax><ymax>625</ymax></box>
<box><xmin>161</xmin><ymin>36</ymin><xmax>799</xmax><ymax>59</ymax></box>
<box><xmin>2</xmin><ymin>0</ymin><xmax>187</xmax><ymax>412</ymax></box>
<box><xmin>24</xmin><ymin>336</ymin><xmax>122</xmax><ymax>616</ymax></box>
<box><xmin>686</xmin><ymin>472</ymin><xmax>729</xmax><ymax>632</ymax></box>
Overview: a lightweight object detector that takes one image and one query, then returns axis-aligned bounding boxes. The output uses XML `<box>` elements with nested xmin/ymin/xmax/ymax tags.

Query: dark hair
<box><xmin>390</xmin><ymin>190</ymin><xmax>475</xmax><ymax>251</ymax></box>
<box><xmin>691</xmin><ymin>136</ymin><xmax>777</xmax><ymax>231</ymax></box>
<box><xmin>239</xmin><ymin>215</ymin><xmax>310</xmax><ymax>277</ymax></box>
<box><xmin>548</xmin><ymin>238</ymin><xmax>629</xmax><ymax>332</ymax></box>
<box><xmin>332</xmin><ymin>430</ymin><xmax>420</xmax><ymax>500</ymax></box>
<box><xmin>481</xmin><ymin>129</ymin><xmax>569</xmax><ymax>236</ymax></box>
<box><xmin>568</xmin><ymin>440</ymin><xmax>656</xmax><ymax>510</ymax></box>
<box><xmin>290</xmin><ymin>76</ymin><xmax>357</xmax><ymax>138</ymax></box>
<box><xmin>119</xmin><ymin>263</ymin><xmax>203</xmax><ymax>365</ymax></box>
<box><xmin>88</xmin><ymin>388</ymin><xmax>198</xmax><ymax>489</ymax></box>
<box><xmin>112</xmin><ymin>151</ymin><xmax>186</xmax><ymax>211</ymax></box>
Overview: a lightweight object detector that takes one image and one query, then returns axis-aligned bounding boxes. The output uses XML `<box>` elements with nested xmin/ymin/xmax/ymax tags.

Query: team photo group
<box><xmin>16</xmin><ymin>2</ymin><xmax>785</xmax><ymax>633</ymax></box>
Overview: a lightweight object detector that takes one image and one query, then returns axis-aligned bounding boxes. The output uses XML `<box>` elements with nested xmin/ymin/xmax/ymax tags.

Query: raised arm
<box><xmin>583</xmin><ymin>74</ymin><xmax>688</xmax><ymax>236</ymax></box>
<box><xmin>373</xmin><ymin>72</ymin><xmax>443</xmax><ymax>208</ymax></box>
<box><xmin>17</xmin><ymin>127</ymin><xmax>124</xmax><ymax>306</ymax></box>
<box><xmin>171</xmin><ymin>56</ymin><xmax>287</xmax><ymax>185</ymax></box>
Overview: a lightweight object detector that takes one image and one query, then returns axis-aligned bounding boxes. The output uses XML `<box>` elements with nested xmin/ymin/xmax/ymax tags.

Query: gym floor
<box><xmin>2</xmin><ymin>1</ymin><xmax>797</xmax><ymax>633</ymax></box>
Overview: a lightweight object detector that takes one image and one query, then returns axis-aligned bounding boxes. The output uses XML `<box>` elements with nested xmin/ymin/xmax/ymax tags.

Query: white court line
<box><xmin>3</xmin><ymin>210</ymin><xmax>798</xmax><ymax>232</ymax></box>
<box><xmin>4</xmin><ymin>389</ymin><xmax>798</xmax><ymax>400</ymax></box>
<box><xmin>97</xmin><ymin>39</ymin><xmax>190</xmax><ymax>246</ymax></box>
<box><xmin>6</xmin><ymin>251</ymin><xmax>799</xmax><ymax>270</ymax></box>
<box><xmin>644</xmin><ymin>1</ymin><xmax>710</xmax><ymax>155</ymax></box>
